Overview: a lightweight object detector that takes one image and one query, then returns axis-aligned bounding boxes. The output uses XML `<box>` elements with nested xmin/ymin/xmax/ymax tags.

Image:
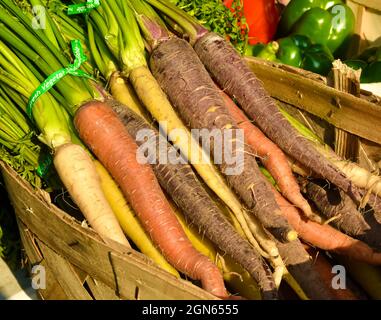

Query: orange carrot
<box><xmin>74</xmin><ymin>101</ymin><xmax>227</xmax><ymax>297</ymax></box>
<box><xmin>222</xmin><ymin>91</ymin><xmax>316</xmax><ymax>221</ymax></box>
<box><xmin>271</xmin><ymin>186</ymin><xmax>381</xmax><ymax>266</ymax></box>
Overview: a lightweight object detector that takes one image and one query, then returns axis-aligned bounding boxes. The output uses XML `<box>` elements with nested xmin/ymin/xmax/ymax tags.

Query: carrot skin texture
<box><xmin>74</xmin><ymin>101</ymin><xmax>227</xmax><ymax>297</ymax></box>
<box><xmin>193</xmin><ymin>32</ymin><xmax>361</xmax><ymax>203</ymax></box>
<box><xmin>150</xmin><ymin>37</ymin><xmax>295</xmax><ymax>243</ymax></box>
<box><xmin>222</xmin><ymin>91</ymin><xmax>313</xmax><ymax>220</ymax></box>
<box><xmin>109</xmin><ymin>99</ymin><xmax>278</xmax><ymax>299</ymax></box>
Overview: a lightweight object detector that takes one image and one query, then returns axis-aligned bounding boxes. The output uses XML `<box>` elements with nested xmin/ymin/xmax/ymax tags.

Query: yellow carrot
<box><xmin>94</xmin><ymin>160</ymin><xmax>179</xmax><ymax>277</ymax></box>
<box><xmin>110</xmin><ymin>72</ymin><xmax>149</xmax><ymax>120</ymax></box>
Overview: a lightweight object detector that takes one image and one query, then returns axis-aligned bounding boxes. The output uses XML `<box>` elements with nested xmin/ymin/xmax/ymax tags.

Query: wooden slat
<box><xmin>1</xmin><ymin>163</ymin><xmax>217</xmax><ymax>301</ymax></box>
<box><xmin>86</xmin><ymin>277</ymin><xmax>120</xmax><ymax>300</ymax></box>
<box><xmin>245</xmin><ymin>56</ymin><xmax>381</xmax><ymax>145</ymax></box>
<box><xmin>17</xmin><ymin>221</ymin><xmax>68</xmax><ymax>300</ymax></box>
<box><xmin>36</xmin><ymin>240</ymin><xmax>93</xmax><ymax>300</ymax></box>
<box><xmin>332</xmin><ymin>61</ymin><xmax>360</xmax><ymax>162</ymax></box>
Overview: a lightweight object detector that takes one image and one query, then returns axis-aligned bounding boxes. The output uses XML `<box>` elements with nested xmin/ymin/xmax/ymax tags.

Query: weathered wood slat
<box><xmin>1</xmin><ymin>163</ymin><xmax>217</xmax><ymax>300</ymax></box>
<box><xmin>86</xmin><ymin>277</ymin><xmax>120</xmax><ymax>300</ymax></box>
<box><xmin>245</xmin><ymin>56</ymin><xmax>381</xmax><ymax>144</ymax></box>
<box><xmin>36</xmin><ymin>240</ymin><xmax>93</xmax><ymax>300</ymax></box>
<box><xmin>332</xmin><ymin>60</ymin><xmax>360</xmax><ymax>162</ymax></box>
<box><xmin>17</xmin><ymin>221</ymin><xmax>68</xmax><ymax>300</ymax></box>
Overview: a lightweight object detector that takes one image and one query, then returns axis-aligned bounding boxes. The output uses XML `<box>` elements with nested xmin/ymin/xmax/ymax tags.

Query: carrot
<box><xmin>74</xmin><ymin>101</ymin><xmax>227</xmax><ymax>298</ymax></box>
<box><xmin>283</xmin><ymin>113</ymin><xmax>381</xmax><ymax>198</ymax></box>
<box><xmin>272</xmin><ymin>185</ymin><xmax>381</xmax><ymax>265</ymax></box>
<box><xmin>305</xmin><ymin>180</ymin><xmax>381</xmax><ymax>250</ymax></box>
<box><xmin>221</xmin><ymin>90</ymin><xmax>318</xmax><ymax>222</ymax></box>
<box><xmin>172</xmin><ymin>200</ymin><xmax>262</xmax><ymax>300</ymax></box>
<box><xmin>109</xmin><ymin>99</ymin><xmax>278</xmax><ymax>299</ymax></box>
<box><xmin>275</xmin><ymin>238</ymin><xmax>336</xmax><ymax>299</ymax></box>
<box><xmin>93</xmin><ymin>160</ymin><xmax>179</xmax><ymax>277</ymax></box>
<box><xmin>117</xmin><ymin>0</ymin><xmax>296</xmax><ymax>243</ymax></box>
<box><xmin>149</xmin><ymin>36</ymin><xmax>295</xmax><ymax>243</ymax></box>
<box><xmin>109</xmin><ymin>71</ymin><xmax>149</xmax><ymax>120</ymax></box>
<box><xmin>316</xmin><ymin>144</ymin><xmax>381</xmax><ymax>196</ymax></box>
<box><xmin>143</xmin><ymin>0</ymin><xmax>362</xmax><ymax>204</ymax></box>
<box><xmin>53</xmin><ymin>143</ymin><xmax>131</xmax><ymax>248</ymax></box>
<box><xmin>196</xmin><ymin>35</ymin><xmax>362</xmax><ymax>201</ymax></box>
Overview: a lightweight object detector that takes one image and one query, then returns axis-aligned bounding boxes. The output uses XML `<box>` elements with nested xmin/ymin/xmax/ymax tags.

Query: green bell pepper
<box><xmin>276</xmin><ymin>37</ymin><xmax>303</xmax><ymax>67</ymax></box>
<box><xmin>361</xmin><ymin>61</ymin><xmax>381</xmax><ymax>83</ymax></box>
<box><xmin>326</xmin><ymin>4</ymin><xmax>356</xmax><ymax>56</ymax></box>
<box><xmin>301</xmin><ymin>43</ymin><xmax>334</xmax><ymax>75</ymax></box>
<box><xmin>251</xmin><ymin>33</ymin><xmax>334</xmax><ymax>76</ymax></box>
<box><xmin>278</xmin><ymin>0</ymin><xmax>343</xmax><ymax>37</ymax></box>
<box><xmin>291</xmin><ymin>8</ymin><xmax>332</xmax><ymax>46</ymax></box>
<box><xmin>278</xmin><ymin>0</ymin><xmax>355</xmax><ymax>57</ymax></box>
<box><xmin>290</xmin><ymin>34</ymin><xmax>313</xmax><ymax>51</ymax></box>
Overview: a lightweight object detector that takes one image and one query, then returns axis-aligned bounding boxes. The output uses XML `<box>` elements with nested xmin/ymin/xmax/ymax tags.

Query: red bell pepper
<box><xmin>224</xmin><ymin>0</ymin><xmax>280</xmax><ymax>45</ymax></box>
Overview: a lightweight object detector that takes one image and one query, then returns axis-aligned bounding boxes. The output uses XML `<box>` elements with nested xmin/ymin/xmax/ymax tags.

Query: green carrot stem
<box><xmin>29</xmin><ymin>0</ymin><xmax>60</xmax><ymax>48</ymax></box>
<box><xmin>87</xmin><ymin>22</ymin><xmax>106</xmax><ymax>77</ymax></box>
<box><xmin>0</xmin><ymin>23</ymin><xmax>83</xmax><ymax>103</ymax></box>
<box><xmin>0</xmin><ymin>5</ymin><xmax>95</xmax><ymax>108</ymax></box>
<box><xmin>0</xmin><ymin>0</ymin><xmax>68</xmax><ymax>66</ymax></box>
<box><xmin>52</xmin><ymin>12</ymin><xmax>87</xmax><ymax>42</ymax></box>
<box><xmin>0</xmin><ymin>88</ymin><xmax>31</xmax><ymax>134</ymax></box>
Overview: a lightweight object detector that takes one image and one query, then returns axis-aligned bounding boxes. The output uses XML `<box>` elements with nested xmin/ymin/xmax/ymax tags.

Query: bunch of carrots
<box><xmin>0</xmin><ymin>0</ymin><xmax>381</xmax><ymax>300</ymax></box>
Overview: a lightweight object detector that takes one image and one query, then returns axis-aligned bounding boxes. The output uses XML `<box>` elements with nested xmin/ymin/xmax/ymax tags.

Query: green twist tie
<box><xmin>27</xmin><ymin>39</ymin><xmax>92</xmax><ymax>121</ymax></box>
<box><xmin>67</xmin><ymin>0</ymin><xmax>100</xmax><ymax>15</ymax></box>
<box><xmin>36</xmin><ymin>152</ymin><xmax>53</xmax><ymax>178</ymax></box>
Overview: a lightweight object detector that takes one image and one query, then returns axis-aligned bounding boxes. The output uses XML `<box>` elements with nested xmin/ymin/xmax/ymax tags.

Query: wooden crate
<box><xmin>1</xmin><ymin>57</ymin><xmax>380</xmax><ymax>300</ymax></box>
